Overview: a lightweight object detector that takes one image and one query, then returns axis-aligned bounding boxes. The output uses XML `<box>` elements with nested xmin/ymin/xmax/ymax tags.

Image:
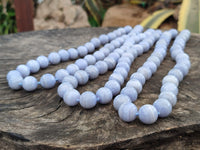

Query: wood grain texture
<box><xmin>0</xmin><ymin>28</ymin><xmax>200</xmax><ymax>150</ymax></box>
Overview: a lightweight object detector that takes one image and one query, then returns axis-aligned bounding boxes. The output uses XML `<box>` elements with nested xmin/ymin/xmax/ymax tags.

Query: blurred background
<box><xmin>0</xmin><ymin>0</ymin><xmax>198</xmax><ymax>35</ymax></box>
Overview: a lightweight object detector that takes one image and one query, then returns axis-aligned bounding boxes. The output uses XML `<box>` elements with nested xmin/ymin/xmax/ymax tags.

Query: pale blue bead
<box><xmin>111</xmin><ymin>40</ymin><xmax>121</xmax><ymax>48</ymax></box>
<box><xmin>96</xmin><ymin>87</ymin><xmax>113</xmax><ymax>104</ymax></box>
<box><xmin>130</xmin><ymin>72</ymin><xmax>145</xmax><ymax>85</ymax></box>
<box><xmin>117</xmin><ymin>27</ymin><xmax>126</xmax><ymax>35</ymax></box>
<box><xmin>132</xmin><ymin>45</ymin><xmax>143</xmax><ymax>56</ymax></box>
<box><xmin>126</xmin><ymin>47</ymin><xmax>138</xmax><ymax>58</ymax></box>
<box><xmin>8</xmin><ymin>75</ymin><xmax>23</xmax><ymax>90</ymax></box>
<box><xmin>162</xmin><ymin>75</ymin><xmax>179</xmax><ymax>86</ymax></box>
<box><xmin>116</xmin><ymin>37</ymin><xmax>125</xmax><ymax>45</ymax></box>
<box><xmin>95</xmin><ymin>61</ymin><xmax>108</xmax><ymax>75</ymax></box>
<box><xmin>104</xmin><ymin>57</ymin><xmax>116</xmax><ymax>70</ymax></box>
<box><xmin>68</xmin><ymin>48</ymin><xmax>78</xmax><ymax>60</ymax></box>
<box><xmin>74</xmin><ymin>70</ymin><xmax>89</xmax><ymax>85</ymax></box>
<box><xmin>114</xmin><ymin>67</ymin><xmax>128</xmax><ymax>78</ymax></box>
<box><xmin>168</xmin><ymin>68</ymin><xmax>183</xmax><ymax>82</ymax></box>
<box><xmin>143</xmin><ymin>61</ymin><xmax>157</xmax><ymax>74</ymax></box>
<box><xmin>99</xmin><ymin>47</ymin><xmax>110</xmax><ymax>56</ymax></box>
<box><xmin>58</xmin><ymin>49</ymin><xmax>69</xmax><ymax>62</ymax></box>
<box><xmin>84</xmin><ymin>55</ymin><xmax>96</xmax><ymax>65</ymax></box>
<box><xmin>75</xmin><ymin>59</ymin><xmax>88</xmax><ymax>70</ymax></box>
<box><xmin>159</xmin><ymin>91</ymin><xmax>177</xmax><ymax>106</ymax></box>
<box><xmin>22</xmin><ymin>76</ymin><xmax>38</xmax><ymax>91</ymax></box>
<box><xmin>147</xmin><ymin>56</ymin><xmax>161</xmax><ymax>67</ymax></box>
<box><xmin>122</xmin><ymin>52</ymin><xmax>134</xmax><ymax>62</ymax></box>
<box><xmin>99</xmin><ymin>34</ymin><xmax>109</xmax><ymax>45</ymax></box>
<box><xmin>109</xmin><ymin>73</ymin><xmax>124</xmax><ymax>85</ymax></box>
<box><xmin>36</xmin><ymin>55</ymin><xmax>49</xmax><ymax>68</ymax></box>
<box><xmin>171</xmin><ymin>49</ymin><xmax>183</xmax><ymax>60</ymax></box>
<box><xmin>169</xmin><ymin>29</ymin><xmax>178</xmax><ymax>38</ymax></box>
<box><xmin>91</xmin><ymin>37</ymin><xmax>101</xmax><ymax>48</ymax></box>
<box><xmin>104</xmin><ymin>43</ymin><xmax>115</xmax><ymax>52</ymax></box>
<box><xmin>116</xmin><ymin>62</ymin><xmax>130</xmax><ymax>72</ymax></box>
<box><xmin>79</xmin><ymin>91</ymin><xmax>97</xmax><ymax>109</ymax></box>
<box><xmin>66</xmin><ymin>64</ymin><xmax>79</xmax><ymax>75</ymax></box>
<box><xmin>16</xmin><ymin>64</ymin><xmax>30</xmax><ymax>78</ymax></box>
<box><xmin>140</xmin><ymin>41</ymin><xmax>150</xmax><ymax>52</ymax></box>
<box><xmin>154</xmin><ymin>48</ymin><xmax>167</xmax><ymax>57</ymax></box>
<box><xmin>153</xmin><ymin>98</ymin><xmax>172</xmax><ymax>118</ymax></box>
<box><xmin>7</xmin><ymin>70</ymin><xmax>21</xmax><ymax>81</ymax></box>
<box><xmin>57</xmin><ymin>82</ymin><xmax>73</xmax><ymax>98</ymax></box>
<box><xmin>40</xmin><ymin>74</ymin><xmax>56</xmax><ymax>89</ymax></box>
<box><xmin>118</xmin><ymin>57</ymin><xmax>131</xmax><ymax>66</ymax></box>
<box><xmin>120</xmin><ymin>87</ymin><xmax>138</xmax><ymax>102</ymax></box>
<box><xmin>77</xmin><ymin>46</ymin><xmax>88</xmax><ymax>57</ymax></box>
<box><xmin>174</xmin><ymin>64</ymin><xmax>189</xmax><ymax>77</ymax></box>
<box><xmin>175</xmin><ymin>53</ymin><xmax>189</xmax><ymax>62</ymax></box>
<box><xmin>161</xmin><ymin>82</ymin><xmax>178</xmax><ymax>95</ymax></box>
<box><xmin>126</xmin><ymin>79</ymin><xmax>142</xmax><ymax>94</ymax></box>
<box><xmin>26</xmin><ymin>60</ymin><xmax>40</xmax><ymax>73</ymax></box>
<box><xmin>120</xmin><ymin>45</ymin><xmax>130</xmax><ymax>51</ymax></box>
<box><xmin>108</xmin><ymin>52</ymin><xmax>120</xmax><ymax>61</ymax></box>
<box><xmin>115</xmin><ymin>48</ymin><xmax>124</xmax><ymax>56</ymax></box>
<box><xmin>113</xmin><ymin>94</ymin><xmax>131</xmax><ymax>110</ymax></box>
<box><xmin>107</xmin><ymin>32</ymin><xmax>116</xmax><ymax>41</ymax></box>
<box><xmin>152</xmin><ymin>52</ymin><xmax>165</xmax><ymax>62</ymax></box>
<box><xmin>85</xmin><ymin>65</ymin><xmax>99</xmax><ymax>80</ymax></box>
<box><xmin>113</xmin><ymin>30</ymin><xmax>121</xmax><ymax>37</ymax></box>
<box><xmin>84</xmin><ymin>42</ymin><xmax>95</xmax><ymax>53</ymax></box>
<box><xmin>134</xmin><ymin>25</ymin><xmax>143</xmax><ymax>33</ymax></box>
<box><xmin>124</xmin><ymin>25</ymin><xmax>132</xmax><ymax>33</ymax></box>
<box><xmin>62</xmin><ymin>75</ymin><xmax>78</xmax><ymax>88</ymax></box>
<box><xmin>63</xmin><ymin>89</ymin><xmax>80</xmax><ymax>106</ymax></box>
<box><xmin>48</xmin><ymin>52</ymin><xmax>61</xmax><ymax>65</ymax></box>
<box><xmin>105</xmin><ymin>80</ymin><xmax>121</xmax><ymax>96</ymax></box>
<box><xmin>137</xmin><ymin>66</ymin><xmax>152</xmax><ymax>80</ymax></box>
<box><xmin>139</xmin><ymin>104</ymin><xmax>158</xmax><ymax>124</ymax></box>
<box><xmin>123</xmin><ymin>41</ymin><xmax>134</xmax><ymax>48</ymax></box>
<box><xmin>118</xmin><ymin>102</ymin><xmax>137</xmax><ymax>122</ymax></box>
<box><xmin>177</xmin><ymin>59</ymin><xmax>191</xmax><ymax>68</ymax></box>
<box><xmin>93</xmin><ymin>51</ymin><xmax>105</xmax><ymax>61</ymax></box>
<box><xmin>55</xmin><ymin>69</ymin><xmax>69</xmax><ymax>82</ymax></box>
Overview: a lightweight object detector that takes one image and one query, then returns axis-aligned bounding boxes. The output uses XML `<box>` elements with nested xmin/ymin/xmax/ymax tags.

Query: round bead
<box><xmin>75</xmin><ymin>59</ymin><xmax>88</xmax><ymax>70</ymax></box>
<box><xmin>95</xmin><ymin>61</ymin><xmax>108</xmax><ymax>75</ymax></box>
<box><xmin>96</xmin><ymin>87</ymin><xmax>113</xmax><ymax>104</ymax></box>
<box><xmin>22</xmin><ymin>76</ymin><xmax>38</xmax><ymax>91</ymax></box>
<box><xmin>113</xmin><ymin>94</ymin><xmax>131</xmax><ymax>111</ymax></box>
<box><xmin>137</xmin><ymin>66</ymin><xmax>152</xmax><ymax>80</ymax></box>
<box><xmin>130</xmin><ymin>72</ymin><xmax>146</xmax><ymax>85</ymax></box>
<box><xmin>63</xmin><ymin>89</ymin><xmax>80</xmax><ymax>106</ymax></box>
<box><xmin>100</xmin><ymin>47</ymin><xmax>110</xmax><ymax>56</ymax></box>
<box><xmin>153</xmin><ymin>98</ymin><xmax>172</xmax><ymax>118</ymax></box>
<box><xmin>114</xmin><ymin>67</ymin><xmax>128</xmax><ymax>79</ymax></box>
<box><xmin>108</xmin><ymin>52</ymin><xmax>120</xmax><ymax>61</ymax></box>
<box><xmin>55</xmin><ymin>69</ymin><xmax>69</xmax><ymax>82</ymax></box>
<box><xmin>109</xmin><ymin>73</ymin><xmax>124</xmax><ymax>85</ymax></box>
<box><xmin>91</xmin><ymin>37</ymin><xmax>101</xmax><ymax>48</ymax></box>
<box><xmin>162</xmin><ymin>75</ymin><xmax>179</xmax><ymax>86</ymax></box>
<box><xmin>118</xmin><ymin>57</ymin><xmax>131</xmax><ymax>66</ymax></box>
<box><xmin>84</xmin><ymin>55</ymin><xmax>96</xmax><ymax>65</ymax></box>
<box><xmin>107</xmin><ymin>32</ymin><xmax>116</xmax><ymax>41</ymax></box>
<box><xmin>104</xmin><ymin>57</ymin><xmax>116</xmax><ymax>70</ymax></box>
<box><xmin>147</xmin><ymin>56</ymin><xmax>161</xmax><ymax>67</ymax></box>
<box><xmin>48</xmin><ymin>52</ymin><xmax>61</xmax><ymax>65</ymax></box>
<box><xmin>99</xmin><ymin>34</ymin><xmax>109</xmax><ymax>45</ymax></box>
<box><xmin>40</xmin><ymin>74</ymin><xmax>56</xmax><ymax>89</ymax></box>
<box><xmin>58</xmin><ymin>49</ymin><xmax>69</xmax><ymax>62</ymax></box>
<box><xmin>66</xmin><ymin>64</ymin><xmax>79</xmax><ymax>75</ymax></box>
<box><xmin>7</xmin><ymin>70</ymin><xmax>21</xmax><ymax>81</ymax></box>
<box><xmin>122</xmin><ymin>52</ymin><xmax>134</xmax><ymax>62</ymax></box>
<box><xmin>85</xmin><ymin>65</ymin><xmax>99</xmax><ymax>80</ymax></box>
<box><xmin>143</xmin><ymin>61</ymin><xmax>157</xmax><ymax>74</ymax></box>
<box><xmin>159</xmin><ymin>91</ymin><xmax>177</xmax><ymax>106</ymax></box>
<box><xmin>36</xmin><ymin>55</ymin><xmax>49</xmax><ymax>69</ymax></box>
<box><xmin>26</xmin><ymin>60</ymin><xmax>40</xmax><ymax>73</ymax></box>
<box><xmin>174</xmin><ymin>64</ymin><xmax>189</xmax><ymax>77</ymax></box>
<box><xmin>139</xmin><ymin>104</ymin><xmax>158</xmax><ymax>124</ymax></box>
<box><xmin>68</xmin><ymin>48</ymin><xmax>78</xmax><ymax>60</ymax></box>
<box><xmin>126</xmin><ymin>79</ymin><xmax>142</xmax><ymax>94</ymax></box>
<box><xmin>93</xmin><ymin>51</ymin><xmax>105</xmax><ymax>61</ymax></box>
<box><xmin>8</xmin><ymin>75</ymin><xmax>23</xmax><ymax>90</ymax></box>
<box><xmin>84</xmin><ymin>42</ymin><xmax>95</xmax><ymax>53</ymax></box>
<box><xmin>132</xmin><ymin>45</ymin><xmax>143</xmax><ymax>56</ymax></box>
<box><xmin>105</xmin><ymin>80</ymin><xmax>121</xmax><ymax>96</ymax></box>
<box><xmin>124</xmin><ymin>25</ymin><xmax>132</xmax><ymax>33</ymax></box>
<box><xmin>57</xmin><ymin>82</ymin><xmax>73</xmax><ymax>98</ymax></box>
<box><xmin>79</xmin><ymin>91</ymin><xmax>97</xmax><ymax>109</ymax></box>
<box><xmin>120</xmin><ymin>86</ymin><xmax>138</xmax><ymax>102</ymax></box>
<box><xmin>104</xmin><ymin>43</ymin><xmax>115</xmax><ymax>52</ymax></box>
<box><xmin>62</xmin><ymin>75</ymin><xmax>78</xmax><ymax>88</ymax></box>
<box><xmin>116</xmin><ymin>62</ymin><xmax>130</xmax><ymax>72</ymax></box>
<box><xmin>168</xmin><ymin>68</ymin><xmax>183</xmax><ymax>82</ymax></box>
<box><xmin>74</xmin><ymin>70</ymin><xmax>89</xmax><ymax>85</ymax></box>
<box><xmin>111</xmin><ymin>40</ymin><xmax>121</xmax><ymax>48</ymax></box>
<box><xmin>161</xmin><ymin>83</ymin><xmax>178</xmax><ymax>95</ymax></box>
<box><xmin>16</xmin><ymin>64</ymin><xmax>30</xmax><ymax>77</ymax></box>
<box><xmin>77</xmin><ymin>46</ymin><xmax>88</xmax><ymax>57</ymax></box>
<box><xmin>115</xmin><ymin>48</ymin><xmax>124</xmax><ymax>56</ymax></box>
<box><xmin>118</xmin><ymin>102</ymin><xmax>137</xmax><ymax>122</ymax></box>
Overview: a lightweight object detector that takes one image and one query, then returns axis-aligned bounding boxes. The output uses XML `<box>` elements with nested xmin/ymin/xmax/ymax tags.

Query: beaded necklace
<box><xmin>6</xmin><ymin>25</ymin><xmax>191</xmax><ymax>124</ymax></box>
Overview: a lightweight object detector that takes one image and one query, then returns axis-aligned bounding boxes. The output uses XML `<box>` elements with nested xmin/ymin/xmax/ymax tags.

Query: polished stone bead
<box><xmin>120</xmin><ymin>86</ymin><xmax>138</xmax><ymax>102</ymax></box>
<box><xmin>58</xmin><ymin>49</ymin><xmax>69</xmax><ymax>62</ymax></box>
<box><xmin>84</xmin><ymin>55</ymin><xmax>96</xmax><ymax>65</ymax></box>
<box><xmin>139</xmin><ymin>104</ymin><xmax>158</xmax><ymax>124</ymax></box>
<box><xmin>93</xmin><ymin>51</ymin><xmax>105</xmax><ymax>61</ymax></box>
<box><xmin>63</xmin><ymin>89</ymin><xmax>80</xmax><ymax>106</ymax></box>
<box><xmin>122</xmin><ymin>52</ymin><xmax>134</xmax><ymax>62</ymax></box>
<box><xmin>151</xmin><ymin>51</ymin><xmax>165</xmax><ymax>62</ymax></box>
<box><xmin>124</xmin><ymin>25</ymin><xmax>132</xmax><ymax>33</ymax></box>
<box><xmin>109</xmin><ymin>73</ymin><xmax>124</xmax><ymax>85</ymax></box>
<box><xmin>77</xmin><ymin>46</ymin><xmax>88</xmax><ymax>57</ymax></box>
<box><xmin>162</xmin><ymin>75</ymin><xmax>179</xmax><ymax>86</ymax></box>
<box><xmin>105</xmin><ymin>80</ymin><xmax>121</xmax><ymax>96</ymax></box>
<box><xmin>107</xmin><ymin>32</ymin><xmax>116</xmax><ymax>41</ymax></box>
<box><xmin>91</xmin><ymin>37</ymin><xmax>101</xmax><ymax>48</ymax></box>
<box><xmin>104</xmin><ymin>43</ymin><xmax>115</xmax><ymax>52</ymax></box>
<box><xmin>62</xmin><ymin>75</ymin><xmax>78</xmax><ymax>88</ymax></box>
<box><xmin>57</xmin><ymin>82</ymin><xmax>73</xmax><ymax>98</ymax></box>
<box><xmin>161</xmin><ymin>83</ymin><xmax>178</xmax><ymax>95</ymax></box>
<box><xmin>68</xmin><ymin>48</ymin><xmax>78</xmax><ymax>60</ymax></box>
<box><xmin>111</xmin><ymin>40</ymin><xmax>121</xmax><ymax>48</ymax></box>
<box><xmin>75</xmin><ymin>59</ymin><xmax>88</xmax><ymax>70</ymax></box>
<box><xmin>118</xmin><ymin>102</ymin><xmax>137</xmax><ymax>122</ymax></box>
<box><xmin>108</xmin><ymin>52</ymin><xmax>120</xmax><ymax>61</ymax></box>
<box><xmin>74</xmin><ymin>70</ymin><xmax>89</xmax><ymax>85</ymax></box>
<box><xmin>22</xmin><ymin>76</ymin><xmax>38</xmax><ymax>91</ymax></box>
<box><xmin>113</xmin><ymin>94</ymin><xmax>131</xmax><ymax>111</ymax></box>
<box><xmin>99</xmin><ymin>34</ymin><xmax>109</xmax><ymax>45</ymax></box>
<box><xmin>40</xmin><ymin>74</ymin><xmax>56</xmax><ymax>89</ymax></box>
<box><xmin>85</xmin><ymin>65</ymin><xmax>99</xmax><ymax>80</ymax></box>
<box><xmin>118</xmin><ymin>57</ymin><xmax>131</xmax><ymax>66</ymax></box>
<box><xmin>130</xmin><ymin>72</ymin><xmax>145</xmax><ymax>85</ymax></box>
<box><xmin>26</xmin><ymin>60</ymin><xmax>40</xmax><ymax>73</ymax></box>
<box><xmin>36</xmin><ymin>55</ymin><xmax>49</xmax><ymax>69</ymax></box>
<box><xmin>147</xmin><ymin>55</ymin><xmax>161</xmax><ymax>67</ymax></box>
<box><xmin>48</xmin><ymin>52</ymin><xmax>61</xmax><ymax>65</ymax></box>
<box><xmin>116</xmin><ymin>62</ymin><xmax>130</xmax><ymax>72</ymax></box>
<box><xmin>55</xmin><ymin>69</ymin><xmax>69</xmax><ymax>82</ymax></box>
<box><xmin>117</xmin><ymin>27</ymin><xmax>126</xmax><ymax>35</ymax></box>
<box><xmin>95</xmin><ymin>61</ymin><xmax>108</xmax><ymax>75</ymax></box>
<box><xmin>159</xmin><ymin>91</ymin><xmax>177</xmax><ymax>106</ymax></box>
<box><xmin>99</xmin><ymin>47</ymin><xmax>110</xmax><ymax>56</ymax></box>
<box><xmin>79</xmin><ymin>91</ymin><xmax>97</xmax><ymax>109</ymax></box>
<box><xmin>96</xmin><ymin>87</ymin><xmax>113</xmax><ymax>104</ymax></box>
<box><xmin>143</xmin><ymin>61</ymin><xmax>157</xmax><ymax>74</ymax></box>
<box><xmin>7</xmin><ymin>70</ymin><xmax>21</xmax><ymax>81</ymax></box>
<box><xmin>104</xmin><ymin>57</ymin><xmax>116</xmax><ymax>70</ymax></box>
<box><xmin>115</xmin><ymin>48</ymin><xmax>124</xmax><ymax>56</ymax></box>
<box><xmin>8</xmin><ymin>75</ymin><xmax>23</xmax><ymax>90</ymax></box>
<box><xmin>16</xmin><ymin>64</ymin><xmax>30</xmax><ymax>77</ymax></box>
<box><xmin>84</xmin><ymin>42</ymin><xmax>95</xmax><ymax>53</ymax></box>
<box><xmin>177</xmin><ymin>59</ymin><xmax>191</xmax><ymax>68</ymax></box>
<box><xmin>137</xmin><ymin>66</ymin><xmax>152</xmax><ymax>80</ymax></box>
<box><xmin>114</xmin><ymin>67</ymin><xmax>128</xmax><ymax>79</ymax></box>
<box><xmin>126</xmin><ymin>79</ymin><xmax>142</xmax><ymax>94</ymax></box>
<box><xmin>174</xmin><ymin>64</ymin><xmax>189</xmax><ymax>77</ymax></box>
<box><xmin>168</xmin><ymin>68</ymin><xmax>183</xmax><ymax>82</ymax></box>
<box><xmin>133</xmin><ymin>44</ymin><xmax>144</xmax><ymax>56</ymax></box>
<box><xmin>66</xmin><ymin>64</ymin><xmax>79</xmax><ymax>75</ymax></box>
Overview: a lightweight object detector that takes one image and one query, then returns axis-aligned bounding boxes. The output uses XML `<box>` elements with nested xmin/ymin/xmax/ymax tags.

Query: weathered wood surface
<box><xmin>0</xmin><ymin>28</ymin><xmax>200</xmax><ymax>150</ymax></box>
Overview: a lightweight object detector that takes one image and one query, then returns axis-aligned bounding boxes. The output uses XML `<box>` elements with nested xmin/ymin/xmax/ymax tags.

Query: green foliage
<box><xmin>0</xmin><ymin>0</ymin><xmax>17</xmax><ymax>35</ymax></box>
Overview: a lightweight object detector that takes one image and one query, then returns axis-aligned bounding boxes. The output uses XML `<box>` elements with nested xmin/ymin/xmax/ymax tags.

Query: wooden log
<box><xmin>0</xmin><ymin>28</ymin><xmax>200</xmax><ymax>150</ymax></box>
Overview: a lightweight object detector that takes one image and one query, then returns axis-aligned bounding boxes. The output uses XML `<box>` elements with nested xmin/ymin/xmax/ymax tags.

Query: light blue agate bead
<box><xmin>84</xmin><ymin>55</ymin><xmax>96</xmax><ymax>65</ymax></box>
<box><xmin>118</xmin><ymin>102</ymin><xmax>137</xmax><ymax>122</ymax></box>
<box><xmin>16</xmin><ymin>64</ymin><xmax>30</xmax><ymax>77</ymax></box>
<box><xmin>48</xmin><ymin>52</ymin><xmax>61</xmax><ymax>65</ymax></box>
<box><xmin>118</xmin><ymin>57</ymin><xmax>131</xmax><ymax>66</ymax></box>
<box><xmin>8</xmin><ymin>75</ymin><xmax>23</xmax><ymax>90</ymax></box>
<box><xmin>7</xmin><ymin>70</ymin><xmax>21</xmax><ymax>81</ymax></box>
<box><xmin>58</xmin><ymin>49</ymin><xmax>69</xmax><ymax>62</ymax></box>
<box><xmin>111</xmin><ymin>40</ymin><xmax>121</xmax><ymax>48</ymax></box>
<box><xmin>147</xmin><ymin>56</ymin><xmax>161</xmax><ymax>67</ymax></box>
<box><xmin>113</xmin><ymin>30</ymin><xmax>121</xmax><ymax>37</ymax></box>
<box><xmin>74</xmin><ymin>70</ymin><xmax>89</xmax><ymax>85</ymax></box>
<box><xmin>116</xmin><ymin>62</ymin><xmax>130</xmax><ymax>72</ymax></box>
<box><xmin>85</xmin><ymin>65</ymin><xmax>99</xmax><ymax>80</ymax></box>
<box><xmin>95</xmin><ymin>61</ymin><xmax>108</xmax><ymax>75</ymax></box>
<box><xmin>113</xmin><ymin>94</ymin><xmax>131</xmax><ymax>110</ymax></box>
<box><xmin>118</xmin><ymin>27</ymin><xmax>126</xmax><ymax>35</ymax></box>
<box><xmin>62</xmin><ymin>75</ymin><xmax>78</xmax><ymax>88</ymax></box>
<box><xmin>63</xmin><ymin>89</ymin><xmax>80</xmax><ymax>106</ymax></box>
<box><xmin>84</xmin><ymin>42</ymin><xmax>95</xmax><ymax>53</ymax></box>
<box><xmin>77</xmin><ymin>46</ymin><xmax>88</xmax><ymax>57</ymax></box>
<box><xmin>143</xmin><ymin>61</ymin><xmax>157</xmax><ymax>74</ymax></box>
<box><xmin>177</xmin><ymin>59</ymin><xmax>191</xmax><ymax>68</ymax></box>
<box><xmin>108</xmin><ymin>52</ymin><xmax>120</xmax><ymax>61</ymax></box>
<box><xmin>171</xmin><ymin>49</ymin><xmax>183</xmax><ymax>60</ymax></box>
<box><xmin>152</xmin><ymin>51</ymin><xmax>165</xmax><ymax>62</ymax></box>
<box><xmin>153</xmin><ymin>98</ymin><xmax>172</xmax><ymax>118</ymax></box>
<box><xmin>75</xmin><ymin>59</ymin><xmax>88</xmax><ymax>70</ymax></box>
<box><xmin>124</xmin><ymin>25</ymin><xmax>132</xmax><ymax>33</ymax></box>
<box><xmin>40</xmin><ymin>74</ymin><xmax>56</xmax><ymax>89</ymax></box>
<box><xmin>132</xmin><ymin>45</ymin><xmax>143</xmax><ymax>56</ymax></box>
<box><xmin>57</xmin><ymin>82</ymin><xmax>73</xmax><ymax>98</ymax></box>
<box><xmin>114</xmin><ymin>67</ymin><xmax>128</xmax><ymax>79</ymax></box>
<box><xmin>105</xmin><ymin>80</ymin><xmax>121</xmax><ymax>96</ymax></box>
<box><xmin>161</xmin><ymin>83</ymin><xmax>178</xmax><ymax>96</ymax></box>
<box><xmin>109</xmin><ymin>73</ymin><xmax>124</xmax><ymax>85</ymax></box>
<box><xmin>104</xmin><ymin>57</ymin><xmax>116</xmax><ymax>70</ymax></box>
<box><xmin>105</xmin><ymin>43</ymin><xmax>115</xmax><ymax>52</ymax></box>
<box><xmin>159</xmin><ymin>91</ymin><xmax>177</xmax><ymax>106</ymax></box>
<box><xmin>22</xmin><ymin>76</ymin><xmax>38</xmax><ymax>91</ymax></box>
<box><xmin>55</xmin><ymin>69</ymin><xmax>69</xmax><ymax>82</ymax></box>
<box><xmin>139</xmin><ymin>104</ymin><xmax>158</xmax><ymax>124</ymax></box>
<box><xmin>140</xmin><ymin>41</ymin><xmax>150</xmax><ymax>52</ymax></box>
<box><xmin>137</xmin><ymin>66</ymin><xmax>152</xmax><ymax>80</ymax></box>
<box><xmin>26</xmin><ymin>60</ymin><xmax>40</xmax><ymax>73</ymax></box>
<box><xmin>162</xmin><ymin>75</ymin><xmax>179</xmax><ymax>86</ymax></box>
<box><xmin>91</xmin><ymin>37</ymin><xmax>101</xmax><ymax>48</ymax></box>
<box><xmin>126</xmin><ymin>79</ymin><xmax>142</xmax><ymax>94</ymax></box>
<box><xmin>99</xmin><ymin>47</ymin><xmax>110</xmax><ymax>56</ymax></box>
<box><xmin>93</xmin><ymin>51</ymin><xmax>105</xmax><ymax>61</ymax></box>
<box><xmin>68</xmin><ymin>48</ymin><xmax>78</xmax><ymax>60</ymax></box>
<box><xmin>66</xmin><ymin>64</ymin><xmax>79</xmax><ymax>75</ymax></box>
<box><xmin>174</xmin><ymin>64</ymin><xmax>189</xmax><ymax>77</ymax></box>
<box><xmin>79</xmin><ymin>91</ymin><xmax>97</xmax><ymax>109</ymax></box>
<box><xmin>107</xmin><ymin>32</ymin><xmax>116</xmax><ymax>41</ymax></box>
<box><xmin>130</xmin><ymin>72</ymin><xmax>146</xmax><ymax>85</ymax></box>
<box><xmin>96</xmin><ymin>87</ymin><xmax>113</xmax><ymax>104</ymax></box>
<box><xmin>168</xmin><ymin>68</ymin><xmax>183</xmax><ymax>82</ymax></box>
<box><xmin>115</xmin><ymin>48</ymin><xmax>124</xmax><ymax>56</ymax></box>
<box><xmin>36</xmin><ymin>55</ymin><xmax>49</xmax><ymax>69</ymax></box>
<box><xmin>120</xmin><ymin>87</ymin><xmax>138</xmax><ymax>102</ymax></box>
<box><xmin>122</xmin><ymin>52</ymin><xmax>134</xmax><ymax>62</ymax></box>
<box><xmin>99</xmin><ymin>34</ymin><xmax>109</xmax><ymax>45</ymax></box>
